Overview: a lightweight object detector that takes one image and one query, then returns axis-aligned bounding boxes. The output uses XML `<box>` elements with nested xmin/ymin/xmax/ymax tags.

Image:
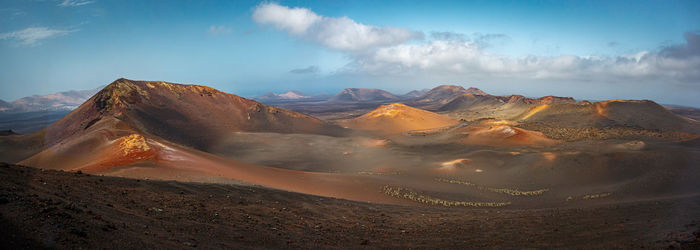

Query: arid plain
<box><xmin>2</xmin><ymin>78</ymin><xmax>700</xmax><ymax>248</ymax></box>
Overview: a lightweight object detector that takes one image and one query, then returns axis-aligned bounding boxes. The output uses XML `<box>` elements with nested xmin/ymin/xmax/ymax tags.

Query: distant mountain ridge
<box><xmin>328</xmin><ymin>88</ymin><xmax>400</xmax><ymax>102</ymax></box>
<box><xmin>0</xmin><ymin>86</ymin><xmax>102</xmax><ymax>113</ymax></box>
<box><xmin>0</xmin><ymin>99</ymin><xmax>10</xmax><ymax>111</ymax></box>
<box><xmin>257</xmin><ymin>91</ymin><xmax>311</xmax><ymax>100</ymax></box>
<box><xmin>401</xmin><ymin>89</ymin><xmax>430</xmax><ymax>99</ymax></box>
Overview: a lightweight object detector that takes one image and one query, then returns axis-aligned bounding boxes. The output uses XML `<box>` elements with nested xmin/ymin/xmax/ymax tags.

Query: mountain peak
<box><xmin>94</xmin><ymin>78</ymin><xmax>149</xmax><ymax>112</ymax></box>
<box><xmin>412</xmin><ymin>85</ymin><xmax>470</xmax><ymax>105</ymax></box>
<box><xmin>433</xmin><ymin>85</ymin><xmax>467</xmax><ymax>92</ymax></box>
<box><xmin>366</xmin><ymin>103</ymin><xmax>412</xmax><ymax>118</ymax></box>
<box><xmin>465</xmin><ymin>87</ymin><xmax>488</xmax><ymax>96</ymax></box>
<box><xmin>94</xmin><ymin>78</ymin><xmax>224</xmax><ymax>112</ymax></box>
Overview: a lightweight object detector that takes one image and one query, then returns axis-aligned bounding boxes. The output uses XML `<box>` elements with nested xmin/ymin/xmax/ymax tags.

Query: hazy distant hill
<box><xmin>400</xmin><ymin>89</ymin><xmax>430</xmax><ymax>99</ymax></box>
<box><xmin>328</xmin><ymin>88</ymin><xmax>400</xmax><ymax>102</ymax></box>
<box><xmin>257</xmin><ymin>91</ymin><xmax>310</xmax><ymax>100</ymax></box>
<box><xmin>1</xmin><ymin>87</ymin><xmax>101</xmax><ymax>113</ymax></box>
<box><xmin>0</xmin><ymin>99</ymin><xmax>11</xmax><ymax>111</ymax></box>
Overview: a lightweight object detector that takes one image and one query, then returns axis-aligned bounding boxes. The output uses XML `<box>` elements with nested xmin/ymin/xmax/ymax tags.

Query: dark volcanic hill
<box><xmin>45</xmin><ymin>78</ymin><xmax>344</xmax><ymax>150</ymax></box>
<box><xmin>410</xmin><ymin>85</ymin><xmax>488</xmax><ymax>109</ymax></box>
<box><xmin>504</xmin><ymin>95</ymin><xmax>575</xmax><ymax>105</ymax></box>
<box><xmin>328</xmin><ymin>88</ymin><xmax>399</xmax><ymax>102</ymax></box>
<box><xmin>415</xmin><ymin>85</ymin><xmax>469</xmax><ymax>103</ymax></box>
<box><xmin>439</xmin><ymin>94</ymin><xmax>576</xmax><ymax>112</ymax></box>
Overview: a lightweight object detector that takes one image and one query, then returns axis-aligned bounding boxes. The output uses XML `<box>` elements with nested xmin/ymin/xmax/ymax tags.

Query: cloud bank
<box><xmin>253</xmin><ymin>3</ymin><xmax>700</xmax><ymax>86</ymax></box>
<box><xmin>347</xmin><ymin>37</ymin><xmax>700</xmax><ymax>83</ymax></box>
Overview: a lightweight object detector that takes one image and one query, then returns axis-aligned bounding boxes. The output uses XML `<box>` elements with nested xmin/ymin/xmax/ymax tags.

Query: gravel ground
<box><xmin>1</xmin><ymin>163</ymin><xmax>699</xmax><ymax>249</ymax></box>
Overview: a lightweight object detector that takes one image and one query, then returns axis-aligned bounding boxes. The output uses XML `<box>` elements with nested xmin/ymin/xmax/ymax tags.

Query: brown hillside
<box><xmin>45</xmin><ymin>78</ymin><xmax>344</xmax><ymax>151</ymax></box>
<box><xmin>516</xmin><ymin>100</ymin><xmax>700</xmax><ymax>133</ymax></box>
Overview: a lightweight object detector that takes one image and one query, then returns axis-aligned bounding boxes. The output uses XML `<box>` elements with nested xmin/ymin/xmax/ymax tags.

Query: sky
<box><xmin>1</xmin><ymin>0</ymin><xmax>699</xmax><ymax>106</ymax></box>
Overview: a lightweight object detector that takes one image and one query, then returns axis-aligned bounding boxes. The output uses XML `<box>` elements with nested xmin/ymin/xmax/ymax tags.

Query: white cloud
<box><xmin>252</xmin><ymin>3</ymin><xmax>321</xmax><ymax>35</ymax></box>
<box><xmin>58</xmin><ymin>0</ymin><xmax>95</xmax><ymax>7</ymax></box>
<box><xmin>207</xmin><ymin>25</ymin><xmax>232</xmax><ymax>35</ymax></box>
<box><xmin>343</xmin><ymin>39</ymin><xmax>700</xmax><ymax>83</ymax></box>
<box><xmin>251</xmin><ymin>4</ymin><xmax>700</xmax><ymax>86</ymax></box>
<box><xmin>252</xmin><ymin>3</ymin><xmax>422</xmax><ymax>52</ymax></box>
<box><xmin>0</xmin><ymin>27</ymin><xmax>77</xmax><ymax>46</ymax></box>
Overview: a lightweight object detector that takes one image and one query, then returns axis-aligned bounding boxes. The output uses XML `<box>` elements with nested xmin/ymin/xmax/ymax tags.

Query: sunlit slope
<box><xmin>517</xmin><ymin>100</ymin><xmax>700</xmax><ymax>133</ymax></box>
<box><xmin>340</xmin><ymin>103</ymin><xmax>460</xmax><ymax>135</ymax></box>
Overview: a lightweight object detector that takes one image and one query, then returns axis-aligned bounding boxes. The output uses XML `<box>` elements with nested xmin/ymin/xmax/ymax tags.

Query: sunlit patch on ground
<box><xmin>436</xmin><ymin>158</ymin><xmax>472</xmax><ymax>172</ymax></box>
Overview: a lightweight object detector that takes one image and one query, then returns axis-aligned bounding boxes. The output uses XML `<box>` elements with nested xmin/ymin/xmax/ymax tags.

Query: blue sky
<box><xmin>1</xmin><ymin>0</ymin><xmax>699</xmax><ymax>106</ymax></box>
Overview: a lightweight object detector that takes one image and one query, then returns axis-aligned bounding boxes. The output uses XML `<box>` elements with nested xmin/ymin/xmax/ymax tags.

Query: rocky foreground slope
<box><xmin>1</xmin><ymin>163</ymin><xmax>698</xmax><ymax>248</ymax></box>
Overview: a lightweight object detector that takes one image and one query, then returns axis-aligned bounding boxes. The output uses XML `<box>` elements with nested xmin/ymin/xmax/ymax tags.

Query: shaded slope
<box><xmin>0</xmin><ymin>130</ymin><xmax>46</xmax><ymax>163</ymax></box>
<box><xmin>438</xmin><ymin>93</ymin><xmax>505</xmax><ymax>111</ymax></box>
<box><xmin>19</xmin><ymin>122</ymin><xmax>399</xmax><ymax>205</ymax></box>
<box><xmin>340</xmin><ymin>103</ymin><xmax>459</xmax><ymax>135</ymax></box>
